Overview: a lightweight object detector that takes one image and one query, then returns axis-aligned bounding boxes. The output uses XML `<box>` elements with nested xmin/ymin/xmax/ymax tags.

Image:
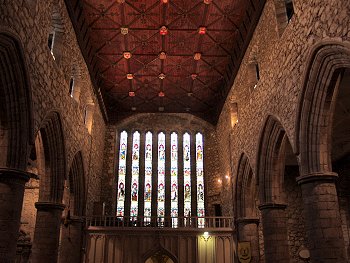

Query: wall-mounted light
<box><xmin>202</xmin><ymin>231</ymin><xmax>211</xmax><ymax>241</ymax></box>
<box><xmin>225</xmin><ymin>175</ymin><xmax>229</xmax><ymax>179</ymax></box>
<box><xmin>217</xmin><ymin>179</ymin><xmax>222</xmax><ymax>183</ymax></box>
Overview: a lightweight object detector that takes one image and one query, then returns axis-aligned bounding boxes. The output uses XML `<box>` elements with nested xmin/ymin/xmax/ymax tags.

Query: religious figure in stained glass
<box><xmin>184</xmin><ymin>144</ymin><xmax>190</xmax><ymax>161</ymax></box>
<box><xmin>145</xmin><ymin>183</ymin><xmax>151</xmax><ymax>201</ymax></box>
<box><xmin>131</xmin><ymin>182</ymin><xmax>138</xmax><ymax>201</ymax></box>
<box><xmin>197</xmin><ymin>145</ymin><xmax>203</xmax><ymax>161</ymax></box>
<box><xmin>198</xmin><ymin>183</ymin><xmax>204</xmax><ymax>201</ymax></box>
<box><xmin>145</xmin><ymin>143</ymin><xmax>152</xmax><ymax>160</ymax></box>
<box><xmin>132</xmin><ymin>143</ymin><xmax>139</xmax><ymax>160</ymax></box>
<box><xmin>158</xmin><ymin>183</ymin><xmax>165</xmax><ymax>201</ymax></box>
<box><xmin>171</xmin><ymin>183</ymin><xmax>177</xmax><ymax>201</ymax></box>
<box><xmin>120</xmin><ymin>143</ymin><xmax>126</xmax><ymax>159</ymax></box>
<box><xmin>159</xmin><ymin>144</ymin><xmax>165</xmax><ymax>161</ymax></box>
<box><xmin>184</xmin><ymin>184</ymin><xmax>191</xmax><ymax>201</ymax></box>
<box><xmin>118</xmin><ymin>182</ymin><xmax>125</xmax><ymax>200</ymax></box>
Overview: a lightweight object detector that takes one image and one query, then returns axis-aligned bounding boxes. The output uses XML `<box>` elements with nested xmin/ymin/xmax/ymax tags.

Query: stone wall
<box><xmin>214</xmin><ymin>0</ymin><xmax>350</xmax><ymax>260</ymax></box>
<box><xmin>101</xmin><ymin>113</ymin><xmax>222</xmax><ymax>216</ymax></box>
<box><xmin>0</xmin><ymin>0</ymin><xmax>106</xmax><ymax>215</ymax></box>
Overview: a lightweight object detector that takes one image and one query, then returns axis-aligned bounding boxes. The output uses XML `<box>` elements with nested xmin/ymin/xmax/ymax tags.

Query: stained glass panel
<box><xmin>157</xmin><ymin>132</ymin><xmax>165</xmax><ymax>224</ymax></box>
<box><xmin>130</xmin><ymin>131</ymin><xmax>140</xmax><ymax>218</ymax></box>
<box><xmin>116</xmin><ymin>131</ymin><xmax>127</xmax><ymax>216</ymax></box>
<box><xmin>183</xmin><ymin>133</ymin><xmax>191</xmax><ymax>218</ymax></box>
<box><xmin>196</xmin><ymin>133</ymin><xmax>205</xmax><ymax>227</ymax></box>
<box><xmin>170</xmin><ymin>132</ymin><xmax>178</xmax><ymax>227</ymax></box>
<box><xmin>144</xmin><ymin>132</ymin><xmax>152</xmax><ymax>223</ymax></box>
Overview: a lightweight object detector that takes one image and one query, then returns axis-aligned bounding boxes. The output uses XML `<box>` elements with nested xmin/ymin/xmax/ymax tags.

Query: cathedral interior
<box><xmin>0</xmin><ymin>0</ymin><xmax>350</xmax><ymax>262</ymax></box>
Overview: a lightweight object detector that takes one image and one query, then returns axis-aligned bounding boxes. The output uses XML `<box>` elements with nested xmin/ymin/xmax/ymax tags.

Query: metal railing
<box><xmin>85</xmin><ymin>216</ymin><xmax>234</xmax><ymax>230</ymax></box>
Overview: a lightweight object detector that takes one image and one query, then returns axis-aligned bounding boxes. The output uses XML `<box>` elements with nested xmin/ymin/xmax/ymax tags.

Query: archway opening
<box><xmin>330</xmin><ymin>68</ymin><xmax>350</xmax><ymax>259</ymax></box>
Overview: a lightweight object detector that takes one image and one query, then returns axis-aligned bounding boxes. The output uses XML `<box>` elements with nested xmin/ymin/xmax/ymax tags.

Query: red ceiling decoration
<box><xmin>65</xmin><ymin>0</ymin><xmax>266</xmax><ymax>123</ymax></box>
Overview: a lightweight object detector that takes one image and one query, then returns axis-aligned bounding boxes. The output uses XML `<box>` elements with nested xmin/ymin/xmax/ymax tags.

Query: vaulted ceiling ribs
<box><xmin>65</xmin><ymin>0</ymin><xmax>266</xmax><ymax>124</ymax></box>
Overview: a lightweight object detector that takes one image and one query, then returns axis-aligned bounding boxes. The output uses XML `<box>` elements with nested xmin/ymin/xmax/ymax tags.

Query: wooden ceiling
<box><xmin>65</xmin><ymin>0</ymin><xmax>265</xmax><ymax>124</ymax></box>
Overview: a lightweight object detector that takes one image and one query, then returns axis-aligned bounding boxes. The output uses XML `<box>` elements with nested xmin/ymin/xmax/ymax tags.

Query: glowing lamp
<box><xmin>204</xmin><ymin>0</ymin><xmax>212</xmax><ymax>4</ymax></box>
<box><xmin>191</xmin><ymin>73</ymin><xmax>198</xmax><ymax>80</ymax></box>
<box><xmin>202</xmin><ymin>232</ymin><xmax>210</xmax><ymax>241</ymax></box>
<box><xmin>162</xmin><ymin>0</ymin><xmax>169</xmax><ymax>3</ymax></box>
<box><xmin>129</xmin><ymin>91</ymin><xmax>135</xmax><ymax>97</ymax></box>
<box><xmin>127</xmin><ymin>73</ymin><xmax>133</xmax><ymax>80</ymax></box>
<box><xmin>198</xmin><ymin>27</ymin><xmax>206</xmax><ymax>35</ymax></box>
<box><xmin>160</xmin><ymin>26</ymin><xmax>168</xmax><ymax>36</ymax></box>
<box><xmin>158</xmin><ymin>91</ymin><xmax>165</xmax><ymax>97</ymax></box>
<box><xmin>117</xmin><ymin>0</ymin><xmax>125</xmax><ymax>3</ymax></box>
<box><xmin>159</xmin><ymin>73</ymin><xmax>166</xmax><ymax>80</ymax></box>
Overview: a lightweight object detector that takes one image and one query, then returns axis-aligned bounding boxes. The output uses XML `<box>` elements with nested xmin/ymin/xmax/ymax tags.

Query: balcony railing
<box><xmin>85</xmin><ymin>216</ymin><xmax>234</xmax><ymax>230</ymax></box>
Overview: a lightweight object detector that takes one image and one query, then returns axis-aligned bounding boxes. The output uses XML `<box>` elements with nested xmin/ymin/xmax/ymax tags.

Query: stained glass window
<box><xmin>157</xmin><ymin>132</ymin><xmax>166</xmax><ymax>223</ymax></box>
<box><xmin>116</xmin><ymin>131</ymin><xmax>127</xmax><ymax>216</ymax></box>
<box><xmin>170</xmin><ymin>132</ymin><xmax>178</xmax><ymax>227</ymax></box>
<box><xmin>144</xmin><ymin>131</ymin><xmax>152</xmax><ymax>223</ymax></box>
<box><xmin>130</xmin><ymin>131</ymin><xmax>140</xmax><ymax>218</ymax></box>
<box><xmin>183</xmin><ymin>133</ymin><xmax>191</xmax><ymax>218</ymax></box>
<box><xmin>196</xmin><ymin>133</ymin><xmax>205</xmax><ymax>227</ymax></box>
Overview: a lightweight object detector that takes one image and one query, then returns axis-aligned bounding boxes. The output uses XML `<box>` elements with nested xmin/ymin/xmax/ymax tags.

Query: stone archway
<box><xmin>235</xmin><ymin>153</ymin><xmax>260</xmax><ymax>263</ymax></box>
<box><xmin>296</xmin><ymin>42</ymin><xmax>350</xmax><ymax>263</ymax></box>
<box><xmin>0</xmin><ymin>31</ymin><xmax>33</xmax><ymax>261</ymax></box>
<box><xmin>256</xmin><ymin>115</ymin><xmax>304</xmax><ymax>263</ymax></box>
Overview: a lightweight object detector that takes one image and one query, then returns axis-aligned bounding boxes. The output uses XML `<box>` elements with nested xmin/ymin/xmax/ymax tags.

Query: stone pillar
<box><xmin>151</xmin><ymin>132</ymin><xmax>158</xmax><ymax>221</ymax></box>
<box><xmin>31</xmin><ymin>202</ymin><xmax>65</xmax><ymax>263</ymax></box>
<box><xmin>236</xmin><ymin>218</ymin><xmax>260</xmax><ymax>263</ymax></box>
<box><xmin>58</xmin><ymin>217</ymin><xmax>83</xmax><ymax>263</ymax></box>
<box><xmin>0</xmin><ymin>168</ymin><xmax>30</xmax><ymax>262</ymax></box>
<box><xmin>258</xmin><ymin>203</ymin><xmax>289</xmax><ymax>263</ymax></box>
<box><xmin>297</xmin><ymin>172</ymin><xmax>346</xmax><ymax>263</ymax></box>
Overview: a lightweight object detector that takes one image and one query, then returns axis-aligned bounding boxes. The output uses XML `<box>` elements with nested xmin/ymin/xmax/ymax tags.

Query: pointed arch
<box><xmin>37</xmin><ymin>111</ymin><xmax>66</xmax><ymax>203</ymax></box>
<box><xmin>0</xmin><ymin>31</ymin><xmax>33</xmax><ymax>170</ymax></box>
<box><xmin>257</xmin><ymin>115</ymin><xmax>290</xmax><ymax>204</ymax></box>
<box><xmin>67</xmin><ymin>151</ymin><xmax>85</xmax><ymax>216</ymax></box>
<box><xmin>143</xmin><ymin>246</ymin><xmax>178</xmax><ymax>263</ymax></box>
<box><xmin>296</xmin><ymin>41</ymin><xmax>350</xmax><ymax>175</ymax></box>
<box><xmin>235</xmin><ymin>153</ymin><xmax>256</xmax><ymax>219</ymax></box>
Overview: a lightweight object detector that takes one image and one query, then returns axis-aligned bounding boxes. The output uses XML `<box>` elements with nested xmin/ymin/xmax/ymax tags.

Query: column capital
<box><xmin>296</xmin><ymin>172</ymin><xmax>338</xmax><ymax>185</ymax></box>
<box><xmin>258</xmin><ymin>203</ymin><xmax>287</xmax><ymax>211</ymax></box>
<box><xmin>35</xmin><ymin>202</ymin><xmax>65</xmax><ymax>211</ymax></box>
<box><xmin>0</xmin><ymin>168</ymin><xmax>31</xmax><ymax>183</ymax></box>
<box><xmin>235</xmin><ymin>217</ymin><xmax>259</xmax><ymax>225</ymax></box>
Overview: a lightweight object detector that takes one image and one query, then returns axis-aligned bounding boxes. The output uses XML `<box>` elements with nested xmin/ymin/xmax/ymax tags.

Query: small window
<box><xmin>84</xmin><ymin>104</ymin><xmax>94</xmax><ymax>134</ymax></box>
<box><xmin>48</xmin><ymin>32</ymin><xmax>54</xmax><ymax>50</ymax></box>
<box><xmin>285</xmin><ymin>0</ymin><xmax>294</xmax><ymax>22</ymax></box>
<box><xmin>69</xmin><ymin>78</ymin><xmax>75</xmax><ymax>97</ymax></box>
<box><xmin>255</xmin><ymin>63</ymin><xmax>260</xmax><ymax>81</ymax></box>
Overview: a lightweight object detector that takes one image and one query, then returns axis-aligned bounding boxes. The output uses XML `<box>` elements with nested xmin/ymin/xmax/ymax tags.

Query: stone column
<box><xmin>0</xmin><ymin>168</ymin><xmax>30</xmax><ymax>262</ymax></box>
<box><xmin>31</xmin><ymin>202</ymin><xmax>65</xmax><ymax>263</ymax></box>
<box><xmin>258</xmin><ymin>203</ymin><xmax>289</xmax><ymax>263</ymax></box>
<box><xmin>236</xmin><ymin>218</ymin><xmax>260</xmax><ymax>263</ymax></box>
<box><xmin>58</xmin><ymin>217</ymin><xmax>83</xmax><ymax>263</ymax></box>
<box><xmin>297</xmin><ymin>172</ymin><xmax>346</xmax><ymax>263</ymax></box>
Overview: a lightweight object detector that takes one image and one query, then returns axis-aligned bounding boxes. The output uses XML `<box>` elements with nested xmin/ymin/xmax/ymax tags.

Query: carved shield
<box><xmin>238</xmin><ymin>241</ymin><xmax>252</xmax><ymax>263</ymax></box>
